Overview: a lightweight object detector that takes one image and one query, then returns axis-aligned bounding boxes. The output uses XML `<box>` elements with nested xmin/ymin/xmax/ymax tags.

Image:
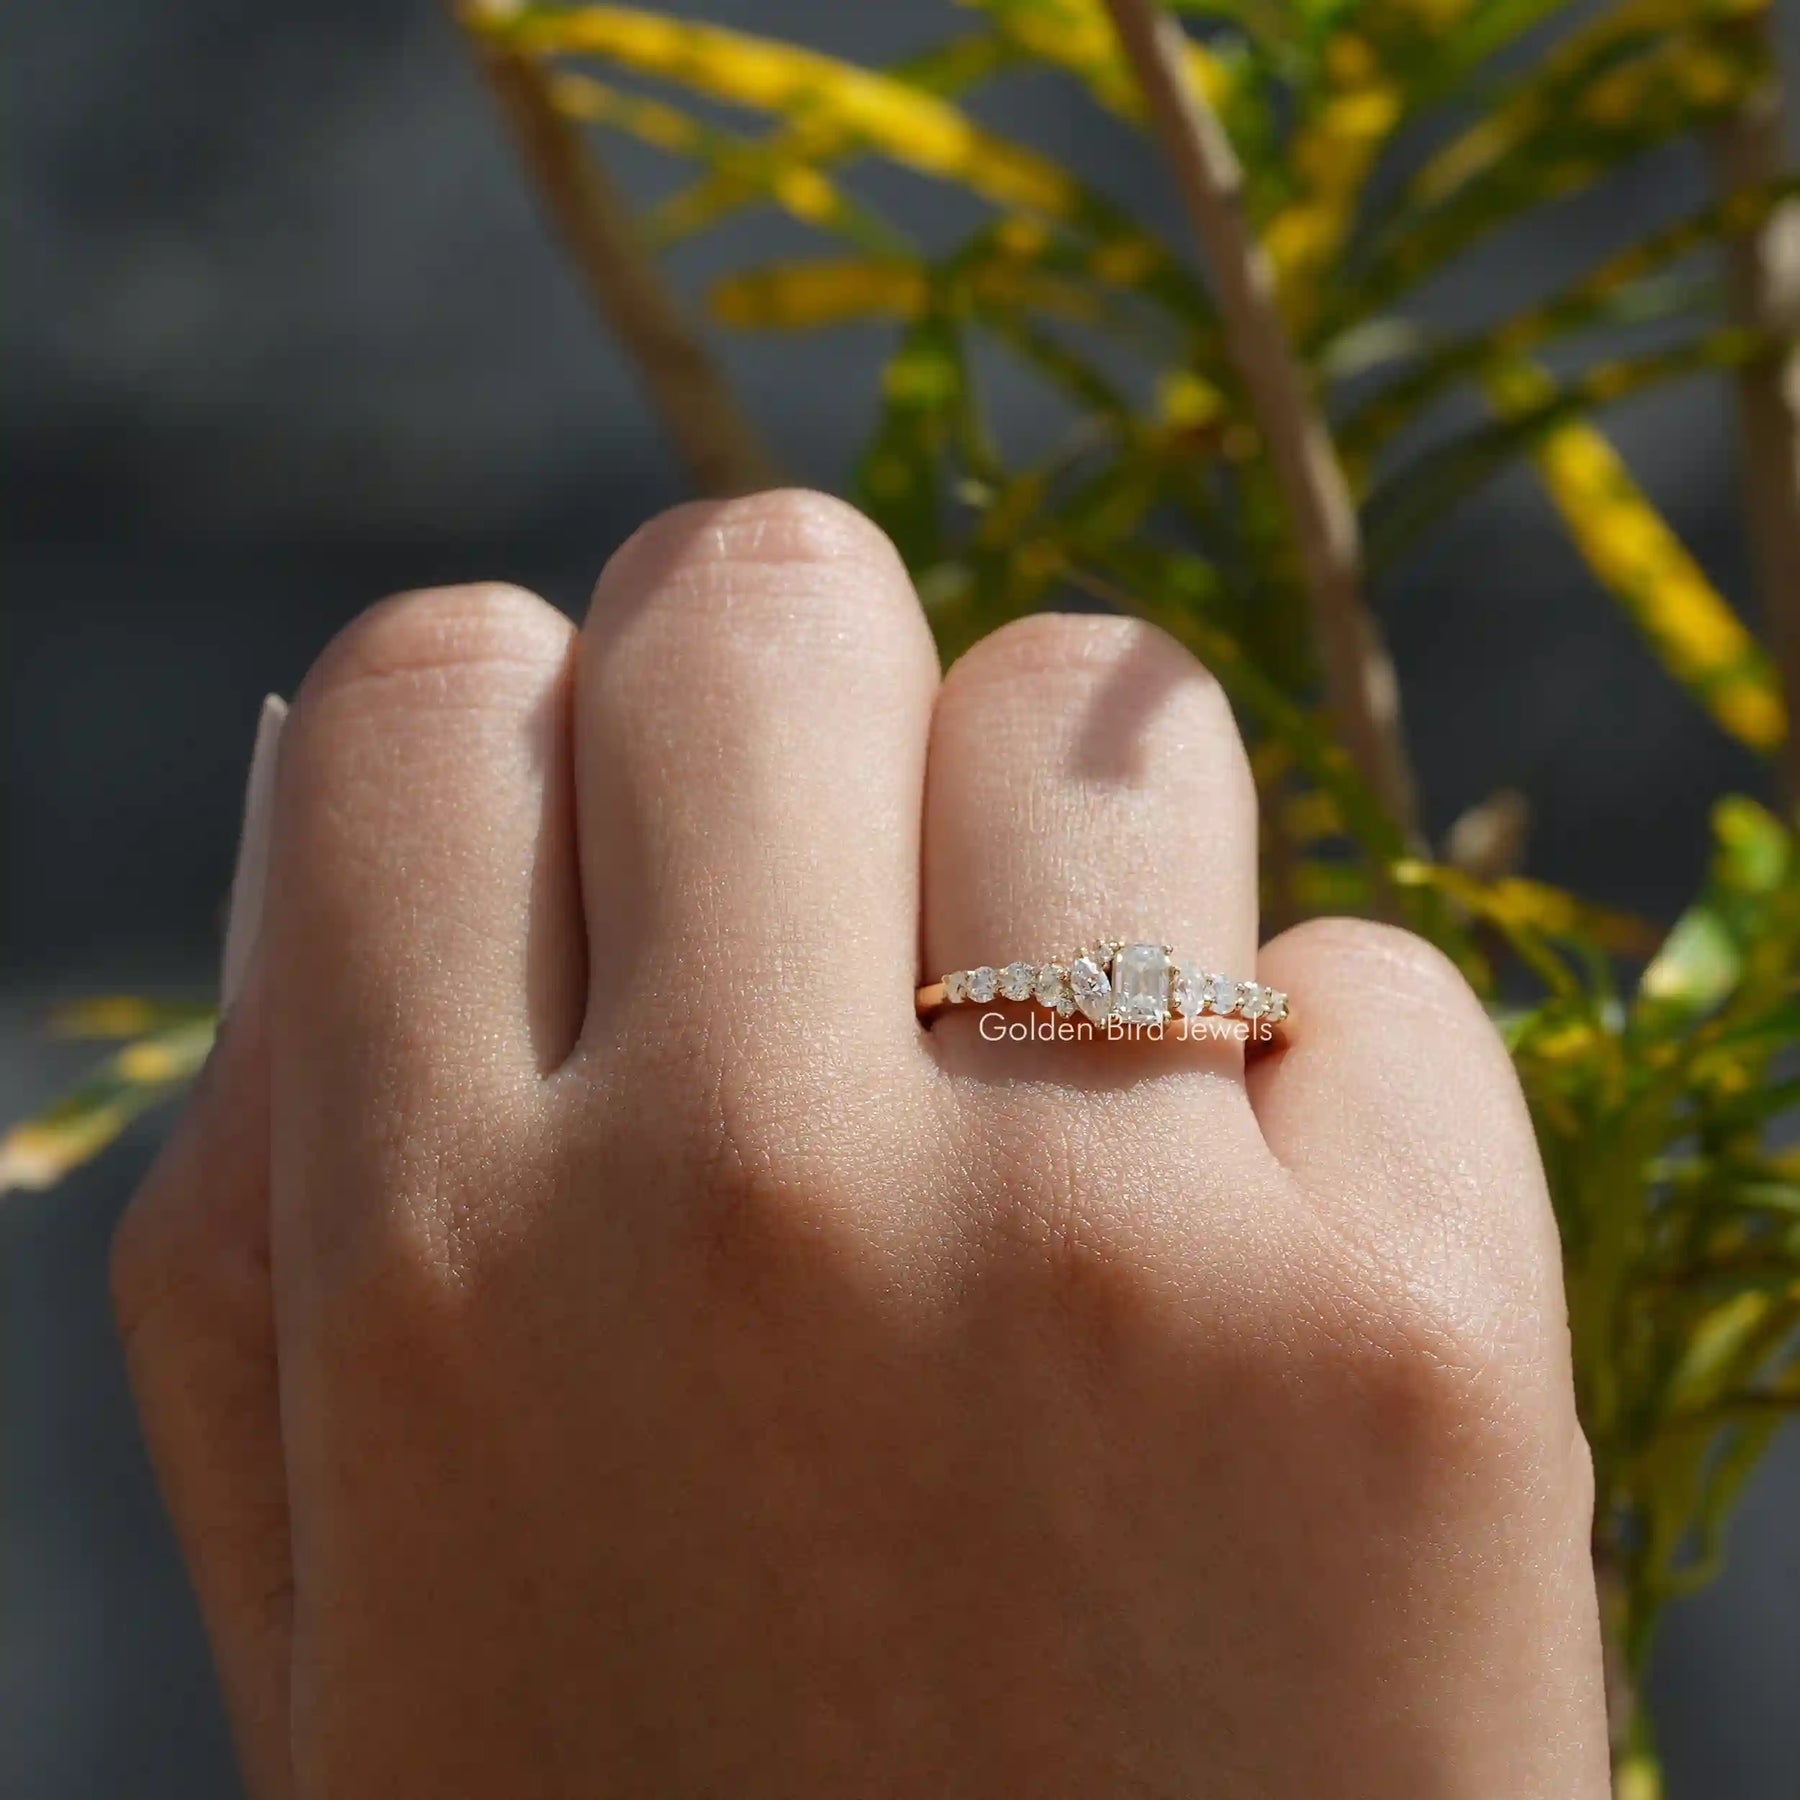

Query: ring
<box><xmin>915</xmin><ymin>940</ymin><xmax>1288</xmax><ymax>1037</ymax></box>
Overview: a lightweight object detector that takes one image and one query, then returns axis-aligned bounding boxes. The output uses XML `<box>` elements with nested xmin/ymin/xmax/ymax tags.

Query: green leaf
<box><xmin>1641</xmin><ymin>908</ymin><xmax>1743</xmax><ymax>1020</ymax></box>
<box><xmin>855</xmin><ymin>310</ymin><xmax>981</xmax><ymax>581</ymax></box>
<box><xmin>1333</xmin><ymin>0</ymin><xmax>1770</xmax><ymax>332</ymax></box>
<box><xmin>1363</xmin><ymin>328</ymin><xmax>1771</xmax><ymax>567</ymax></box>
<box><xmin>1339</xmin><ymin>178</ymin><xmax>1800</xmax><ymax>463</ymax></box>
<box><xmin>1641</xmin><ymin>797</ymin><xmax>1796</xmax><ymax>1017</ymax></box>
<box><xmin>1391</xmin><ymin>0</ymin><xmax>1591</xmax><ymax>108</ymax></box>
<box><xmin>1408</xmin><ymin>0</ymin><xmax>1767</xmax><ymax>211</ymax></box>
<box><xmin>1713</xmin><ymin>793</ymin><xmax>1794</xmax><ymax>897</ymax></box>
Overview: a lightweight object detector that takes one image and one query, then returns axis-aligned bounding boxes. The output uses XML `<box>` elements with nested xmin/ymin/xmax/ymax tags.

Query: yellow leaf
<box><xmin>502</xmin><ymin>6</ymin><xmax>1080</xmax><ymax>218</ymax></box>
<box><xmin>1266</xmin><ymin>31</ymin><xmax>1403</xmax><ymax>327</ymax></box>
<box><xmin>711</xmin><ymin>260</ymin><xmax>929</xmax><ymax>330</ymax></box>
<box><xmin>1525</xmin><ymin>1016</ymin><xmax>1608</xmax><ymax>1065</ymax></box>
<box><xmin>1668</xmin><ymin>1288</ymin><xmax>1772</xmax><ymax>1413</ymax></box>
<box><xmin>548</xmin><ymin>68</ymin><xmax>705</xmax><ymax>153</ymax></box>
<box><xmin>49</xmin><ymin>996</ymin><xmax>189</xmax><ymax>1039</ymax></box>
<box><xmin>0</xmin><ymin>1018</ymin><xmax>216</xmax><ymax>1195</ymax></box>
<box><xmin>0</xmin><ymin>1106</ymin><xmax>132</xmax><ymax>1193</ymax></box>
<box><xmin>1156</xmin><ymin>369</ymin><xmax>1226</xmax><ymax>430</ymax></box>
<box><xmin>548</xmin><ymin>72</ymin><xmax>899</xmax><ymax>249</ymax></box>
<box><xmin>647</xmin><ymin>33</ymin><xmax>1012</xmax><ymax>247</ymax></box>
<box><xmin>710</xmin><ymin>244</ymin><xmax>1103</xmax><ymax>333</ymax></box>
<box><xmin>1393</xmin><ymin>858</ymin><xmax>1659</xmax><ymax>955</ymax></box>
<box><xmin>118</xmin><ymin>1040</ymin><xmax>188</xmax><ymax>1084</ymax></box>
<box><xmin>1277</xmin><ymin>787</ymin><xmax>1344</xmax><ymax>846</ymax></box>
<box><xmin>1488</xmin><ymin>362</ymin><xmax>1786</xmax><ymax>754</ymax></box>
<box><xmin>971</xmin><ymin>0</ymin><xmax>1232</xmax><ymax>118</ymax></box>
<box><xmin>1086</xmin><ymin>233</ymin><xmax>1161</xmax><ymax>289</ymax></box>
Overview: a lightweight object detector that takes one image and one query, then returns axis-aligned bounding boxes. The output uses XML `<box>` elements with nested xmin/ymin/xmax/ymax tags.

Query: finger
<box><xmin>571</xmin><ymin>490</ymin><xmax>939</xmax><ymax>1061</ymax></box>
<box><xmin>922</xmin><ymin>613</ymin><xmax>1259</xmax><ymax>1077</ymax></box>
<box><xmin>1249</xmin><ymin>918</ymin><xmax>1570</xmax><ymax>1348</ymax></box>
<box><xmin>270</xmin><ymin>581</ymin><xmax>583</xmax><ymax>1092</ymax></box>
<box><xmin>112</xmin><ymin>970</ymin><xmax>292</xmax><ymax>1800</ymax></box>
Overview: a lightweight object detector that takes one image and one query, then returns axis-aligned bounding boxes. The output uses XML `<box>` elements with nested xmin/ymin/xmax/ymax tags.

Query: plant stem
<box><xmin>1594</xmin><ymin>1534</ymin><xmax>1666</xmax><ymax>1799</ymax></box>
<box><xmin>1102</xmin><ymin>0</ymin><xmax>1419</xmax><ymax>845</ymax></box>
<box><xmin>455</xmin><ymin>8</ymin><xmax>778</xmax><ymax>497</ymax></box>
<box><xmin>1712</xmin><ymin>10</ymin><xmax>1800</xmax><ymax>804</ymax></box>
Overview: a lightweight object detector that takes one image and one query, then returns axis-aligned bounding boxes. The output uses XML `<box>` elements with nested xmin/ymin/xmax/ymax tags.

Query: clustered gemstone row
<box><xmin>940</xmin><ymin>944</ymin><xmax>1287</xmax><ymax>1028</ymax></box>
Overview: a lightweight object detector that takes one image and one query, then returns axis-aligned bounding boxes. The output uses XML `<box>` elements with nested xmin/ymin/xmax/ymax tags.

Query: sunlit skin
<box><xmin>114</xmin><ymin>491</ymin><xmax>1609</xmax><ymax>1798</ymax></box>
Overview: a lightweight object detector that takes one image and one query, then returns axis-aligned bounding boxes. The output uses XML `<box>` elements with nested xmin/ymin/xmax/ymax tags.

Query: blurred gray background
<box><xmin>4</xmin><ymin>1</ymin><xmax>1799</xmax><ymax>1794</ymax></box>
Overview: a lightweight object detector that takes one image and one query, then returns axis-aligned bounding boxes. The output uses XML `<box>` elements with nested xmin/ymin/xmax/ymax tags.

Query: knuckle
<box><xmin>1304</xmin><ymin>1262</ymin><xmax>1579</xmax><ymax>1499</ymax></box>
<box><xmin>312</xmin><ymin>1221</ymin><xmax>473</xmax><ymax>1383</ymax></box>
<box><xmin>592</xmin><ymin>489</ymin><xmax>934</xmax><ymax>676</ymax></box>
<box><xmin>934</xmin><ymin>612</ymin><xmax>1251</xmax><ymax>807</ymax></box>
<box><xmin>943</xmin><ymin>612</ymin><xmax>1202</xmax><ymax>695</ymax></box>
<box><xmin>937</xmin><ymin>612</ymin><xmax>1240</xmax><ymax>756</ymax></box>
<box><xmin>607</xmin><ymin>487</ymin><xmax>900</xmax><ymax>582</ymax></box>
<box><xmin>1273</xmin><ymin>916</ymin><xmax>1486</xmax><ymax>1026</ymax></box>
<box><xmin>298</xmin><ymin>1107</ymin><xmax>559</xmax><ymax>1376</ymax></box>
<box><xmin>291</xmin><ymin>583</ymin><xmax>571</xmax><ymax>732</ymax></box>
<box><xmin>669</xmin><ymin>1052</ymin><xmax>891</xmax><ymax>1262</ymax></box>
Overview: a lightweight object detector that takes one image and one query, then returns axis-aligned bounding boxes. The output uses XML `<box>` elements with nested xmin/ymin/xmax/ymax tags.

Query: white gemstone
<box><xmin>966</xmin><ymin>966</ymin><xmax>998</xmax><ymax>1003</ymax></box>
<box><xmin>1068</xmin><ymin>954</ymin><xmax>1112</xmax><ymax>1022</ymax></box>
<box><xmin>1033</xmin><ymin>963</ymin><xmax>1066</xmax><ymax>1008</ymax></box>
<box><xmin>1205</xmin><ymin>974</ymin><xmax>1241</xmax><ymax>1014</ymax></box>
<box><xmin>1265</xmin><ymin>990</ymin><xmax>1288</xmax><ymax>1024</ymax></box>
<box><xmin>1240</xmin><ymin>981</ymin><xmax>1270</xmax><ymax>1019</ymax></box>
<box><xmin>1111</xmin><ymin>943</ymin><xmax>1170</xmax><ymax>1025</ymax></box>
<box><xmin>1172</xmin><ymin>960</ymin><xmax>1205</xmax><ymax>1018</ymax></box>
<box><xmin>999</xmin><ymin>961</ymin><xmax>1034</xmax><ymax>1002</ymax></box>
<box><xmin>944</xmin><ymin>969</ymin><xmax>967</xmax><ymax>1003</ymax></box>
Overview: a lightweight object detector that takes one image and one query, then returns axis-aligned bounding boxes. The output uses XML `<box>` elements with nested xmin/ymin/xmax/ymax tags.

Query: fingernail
<box><xmin>221</xmin><ymin>695</ymin><xmax>289</xmax><ymax>1014</ymax></box>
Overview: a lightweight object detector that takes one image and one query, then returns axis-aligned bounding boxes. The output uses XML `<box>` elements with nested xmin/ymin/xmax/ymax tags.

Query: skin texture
<box><xmin>113</xmin><ymin>490</ymin><xmax>1610</xmax><ymax>1798</ymax></box>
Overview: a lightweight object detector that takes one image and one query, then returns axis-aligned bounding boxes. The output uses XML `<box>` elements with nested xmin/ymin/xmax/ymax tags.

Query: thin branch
<box><xmin>1102</xmin><ymin>0</ymin><xmax>1419</xmax><ymax>845</ymax></box>
<box><xmin>1711</xmin><ymin>11</ymin><xmax>1800</xmax><ymax>804</ymax></box>
<box><xmin>455</xmin><ymin>10</ymin><xmax>779</xmax><ymax>497</ymax></box>
<box><xmin>1592</xmin><ymin>1538</ymin><xmax>1651</xmax><ymax>1795</ymax></box>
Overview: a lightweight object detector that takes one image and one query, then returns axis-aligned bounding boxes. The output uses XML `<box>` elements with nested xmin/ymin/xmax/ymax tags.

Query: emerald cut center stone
<box><xmin>1110</xmin><ymin>944</ymin><xmax>1170</xmax><ymax>1026</ymax></box>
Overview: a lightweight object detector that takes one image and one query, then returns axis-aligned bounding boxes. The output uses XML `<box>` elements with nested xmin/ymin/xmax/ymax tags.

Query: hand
<box><xmin>115</xmin><ymin>490</ymin><xmax>1608</xmax><ymax>1797</ymax></box>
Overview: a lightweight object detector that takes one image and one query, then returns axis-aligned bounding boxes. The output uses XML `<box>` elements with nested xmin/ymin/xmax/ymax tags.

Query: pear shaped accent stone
<box><xmin>1172</xmin><ymin>960</ymin><xmax>1205</xmax><ymax>1018</ymax></box>
<box><xmin>1069</xmin><ymin>954</ymin><xmax>1113</xmax><ymax>1022</ymax></box>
